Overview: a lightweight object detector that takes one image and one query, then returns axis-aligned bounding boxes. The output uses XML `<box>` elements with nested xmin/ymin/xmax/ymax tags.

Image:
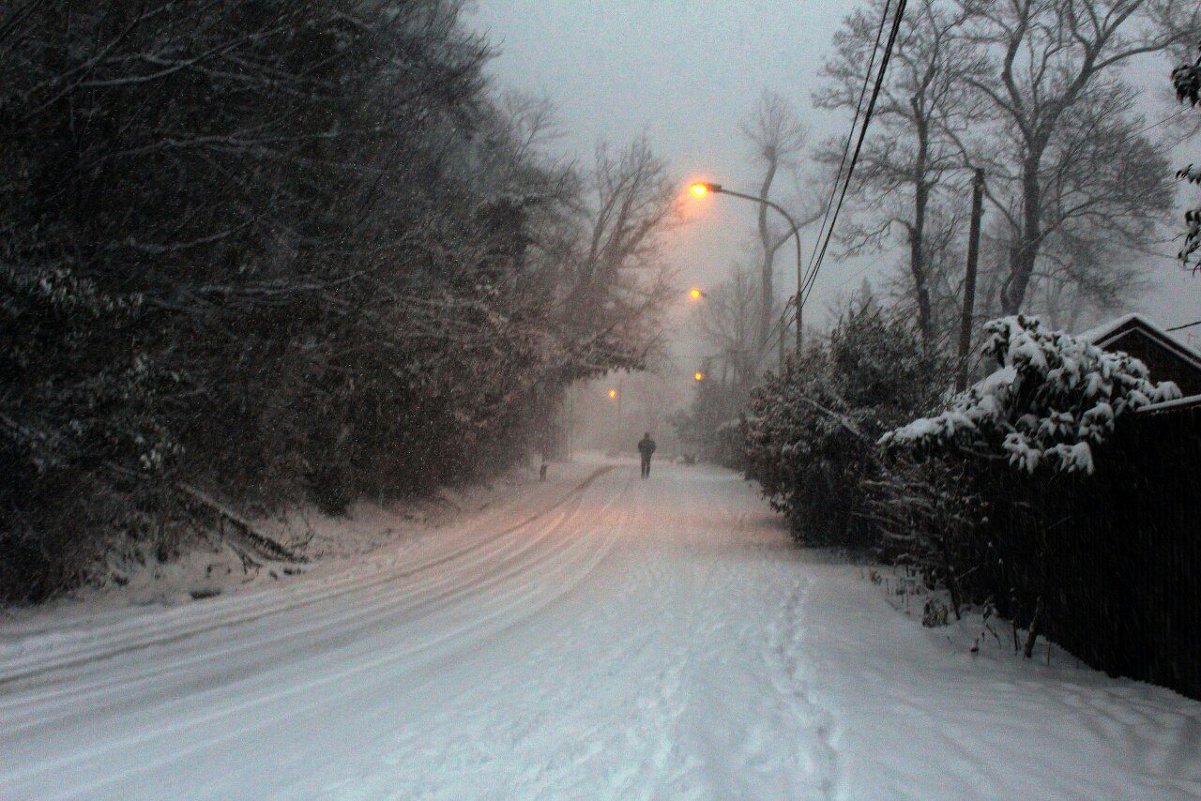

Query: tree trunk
<box><xmin>909</xmin><ymin>200</ymin><xmax>932</xmax><ymax>345</ymax></box>
<box><xmin>909</xmin><ymin>112</ymin><xmax>933</xmax><ymax>345</ymax></box>
<box><xmin>757</xmin><ymin>153</ymin><xmax>779</xmax><ymax>357</ymax></box>
<box><xmin>1023</xmin><ymin>595</ymin><xmax>1044</xmax><ymax>659</ymax></box>
<box><xmin>1002</xmin><ymin>155</ymin><xmax>1044</xmax><ymax>314</ymax></box>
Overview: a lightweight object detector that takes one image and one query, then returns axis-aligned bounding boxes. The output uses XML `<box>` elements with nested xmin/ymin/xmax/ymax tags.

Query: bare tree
<box><xmin>958</xmin><ymin>0</ymin><xmax>1200</xmax><ymax>314</ymax></box>
<box><xmin>741</xmin><ymin>91</ymin><xmax>821</xmax><ymax>359</ymax></box>
<box><xmin>558</xmin><ymin>136</ymin><xmax>679</xmax><ymax>375</ymax></box>
<box><xmin>818</xmin><ymin>0</ymin><xmax>983</xmax><ymax>346</ymax></box>
<box><xmin>693</xmin><ymin>265</ymin><xmax>768</xmax><ymax>388</ymax></box>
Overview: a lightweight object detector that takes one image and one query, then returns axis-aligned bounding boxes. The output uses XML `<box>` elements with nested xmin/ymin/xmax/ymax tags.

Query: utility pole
<box><xmin>796</xmin><ymin>259</ymin><xmax>804</xmax><ymax>354</ymax></box>
<box><xmin>957</xmin><ymin>168</ymin><xmax>985</xmax><ymax>392</ymax></box>
<box><xmin>778</xmin><ymin>308</ymin><xmax>786</xmax><ymax>374</ymax></box>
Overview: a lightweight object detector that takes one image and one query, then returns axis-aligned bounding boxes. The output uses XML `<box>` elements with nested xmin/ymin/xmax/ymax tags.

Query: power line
<box><xmin>803</xmin><ymin>0</ymin><xmax>894</xmax><ymax>297</ymax></box>
<box><xmin>804</xmin><ymin>0</ymin><xmax>909</xmax><ymax>306</ymax></box>
<box><xmin>805</xmin><ymin>0</ymin><xmax>908</xmax><ymax>301</ymax></box>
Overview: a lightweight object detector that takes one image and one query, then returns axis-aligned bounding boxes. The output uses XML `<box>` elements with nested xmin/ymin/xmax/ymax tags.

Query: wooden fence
<box><xmin>986</xmin><ymin>399</ymin><xmax>1201</xmax><ymax>699</ymax></box>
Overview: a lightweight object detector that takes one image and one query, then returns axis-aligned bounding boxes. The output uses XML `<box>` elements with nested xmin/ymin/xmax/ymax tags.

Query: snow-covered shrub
<box><xmin>744</xmin><ymin>303</ymin><xmax>949</xmax><ymax>546</ymax></box>
<box><xmin>0</xmin><ymin>260</ymin><xmax>186</xmax><ymax>600</ymax></box>
<box><xmin>865</xmin><ymin>458</ymin><xmax>988</xmax><ymax>621</ymax></box>
<box><xmin>878</xmin><ymin>315</ymin><xmax>1182</xmax><ymax>658</ymax></box>
<box><xmin>881</xmin><ymin>315</ymin><xmax>1180</xmax><ymax>474</ymax></box>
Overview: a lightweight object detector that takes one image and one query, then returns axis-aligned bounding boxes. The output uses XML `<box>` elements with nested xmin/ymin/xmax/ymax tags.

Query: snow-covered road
<box><xmin>2</xmin><ymin>461</ymin><xmax>1199</xmax><ymax>800</ymax></box>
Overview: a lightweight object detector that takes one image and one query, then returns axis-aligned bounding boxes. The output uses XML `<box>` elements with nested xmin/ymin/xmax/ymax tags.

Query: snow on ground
<box><xmin>802</xmin><ymin>564</ymin><xmax>1201</xmax><ymax>800</ymax></box>
<box><xmin>0</xmin><ymin>459</ymin><xmax>576</xmax><ymax>626</ymax></box>
<box><xmin>1</xmin><ymin>458</ymin><xmax>1198</xmax><ymax>800</ymax></box>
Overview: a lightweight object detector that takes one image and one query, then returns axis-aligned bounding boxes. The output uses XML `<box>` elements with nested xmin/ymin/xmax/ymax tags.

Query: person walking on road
<box><xmin>637</xmin><ymin>432</ymin><xmax>657</xmax><ymax>479</ymax></box>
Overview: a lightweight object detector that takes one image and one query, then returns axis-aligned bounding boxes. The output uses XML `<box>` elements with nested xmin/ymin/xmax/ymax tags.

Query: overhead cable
<box><xmin>802</xmin><ymin>0</ymin><xmax>894</xmax><ymax>299</ymax></box>
<box><xmin>804</xmin><ymin>0</ymin><xmax>909</xmax><ymax>305</ymax></box>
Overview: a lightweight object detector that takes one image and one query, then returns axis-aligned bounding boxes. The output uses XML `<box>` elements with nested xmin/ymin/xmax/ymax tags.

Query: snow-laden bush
<box><xmin>865</xmin><ymin>458</ymin><xmax>988</xmax><ymax>622</ymax></box>
<box><xmin>744</xmin><ymin>303</ymin><xmax>949</xmax><ymax>546</ymax></box>
<box><xmin>880</xmin><ymin>315</ymin><xmax>1180</xmax><ymax>474</ymax></box>
<box><xmin>877</xmin><ymin>315</ymin><xmax>1183</xmax><ymax>659</ymax></box>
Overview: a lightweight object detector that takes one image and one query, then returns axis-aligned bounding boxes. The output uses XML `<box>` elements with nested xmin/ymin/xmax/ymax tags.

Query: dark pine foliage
<box><xmin>743</xmin><ymin>302</ymin><xmax>949</xmax><ymax>546</ymax></box>
<box><xmin>0</xmin><ymin>2</ymin><xmax>670</xmax><ymax>600</ymax></box>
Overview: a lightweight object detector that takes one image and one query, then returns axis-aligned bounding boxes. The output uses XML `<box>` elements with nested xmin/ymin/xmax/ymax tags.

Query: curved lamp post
<box><xmin>690</xmin><ymin>182</ymin><xmax>805</xmax><ymax>357</ymax></box>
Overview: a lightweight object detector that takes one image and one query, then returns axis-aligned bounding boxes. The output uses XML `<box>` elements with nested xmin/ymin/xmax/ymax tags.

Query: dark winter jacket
<box><xmin>637</xmin><ymin>436</ymin><xmax>656</xmax><ymax>457</ymax></box>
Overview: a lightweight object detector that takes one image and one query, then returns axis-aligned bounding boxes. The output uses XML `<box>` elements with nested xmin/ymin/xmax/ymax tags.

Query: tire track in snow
<box><xmin>2</xmin><ymin>502</ymin><xmax>583</xmax><ymax>735</ymax></box>
<box><xmin>388</xmin><ymin>472</ymin><xmax>712</xmax><ymax>801</ymax></box>
<box><xmin>0</xmin><ymin>474</ymin><xmax>620</xmax><ymax>738</ymax></box>
<box><xmin>1</xmin><ymin>471</ymin><xmax>633</xmax><ymax>797</ymax></box>
<box><xmin>0</xmin><ymin>465</ymin><xmax>615</xmax><ymax>692</ymax></box>
<box><xmin>1</xmin><ymin>502</ymin><xmax>587</xmax><ymax>729</ymax></box>
<box><xmin>386</xmin><ymin>477</ymin><xmax>647</xmax><ymax>801</ymax></box>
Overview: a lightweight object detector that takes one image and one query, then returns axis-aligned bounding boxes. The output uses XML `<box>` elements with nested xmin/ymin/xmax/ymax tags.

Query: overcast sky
<box><xmin>467</xmin><ymin>1</ymin><xmax>1201</xmax><ymax>353</ymax></box>
<box><xmin>468</xmin><ymin>1</ymin><xmax>857</xmax><ymax>323</ymax></box>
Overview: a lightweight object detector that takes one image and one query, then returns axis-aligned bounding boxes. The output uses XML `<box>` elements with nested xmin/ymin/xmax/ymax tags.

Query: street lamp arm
<box><xmin>706</xmin><ymin>186</ymin><xmax>802</xmax><ymax>240</ymax></box>
<box><xmin>698</xmin><ymin>182</ymin><xmax>806</xmax><ymax>354</ymax></box>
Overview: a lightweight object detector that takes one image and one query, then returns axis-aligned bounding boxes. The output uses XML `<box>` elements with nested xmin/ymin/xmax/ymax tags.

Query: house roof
<box><xmin>1078</xmin><ymin>313</ymin><xmax>1201</xmax><ymax>410</ymax></box>
<box><xmin>1076</xmin><ymin>311</ymin><xmax>1147</xmax><ymax>344</ymax></box>
<box><xmin>1079</xmin><ymin>313</ymin><xmax>1201</xmax><ymax>372</ymax></box>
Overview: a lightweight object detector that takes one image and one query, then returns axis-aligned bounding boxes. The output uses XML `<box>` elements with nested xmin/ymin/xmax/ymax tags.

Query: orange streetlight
<box><xmin>689</xmin><ymin>287</ymin><xmax>705</xmax><ymax>301</ymax></box>
<box><xmin>694</xmin><ymin>371</ymin><xmax>704</xmax><ymax>382</ymax></box>
<box><xmin>608</xmin><ymin>380</ymin><xmax>624</xmax><ymax>450</ymax></box>
<box><xmin>688</xmin><ymin>180</ymin><xmax>807</xmax><ymax>355</ymax></box>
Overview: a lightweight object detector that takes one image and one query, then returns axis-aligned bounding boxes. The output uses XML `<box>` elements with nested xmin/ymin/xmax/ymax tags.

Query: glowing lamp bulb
<box><xmin>694</xmin><ymin>371</ymin><xmax>704</xmax><ymax>382</ymax></box>
<box><xmin>689</xmin><ymin>183</ymin><xmax>709</xmax><ymax>198</ymax></box>
<box><xmin>689</xmin><ymin>288</ymin><xmax>703</xmax><ymax>301</ymax></box>
<box><xmin>608</xmin><ymin>389</ymin><xmax>618</xmax><ymax>399</ymax></box>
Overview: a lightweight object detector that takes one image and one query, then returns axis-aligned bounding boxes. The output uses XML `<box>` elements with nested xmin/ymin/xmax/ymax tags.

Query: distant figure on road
<box><xmin>637</xmin><ymin>432</ymin><xmax>657</xmax><ymax>479</ymax></box>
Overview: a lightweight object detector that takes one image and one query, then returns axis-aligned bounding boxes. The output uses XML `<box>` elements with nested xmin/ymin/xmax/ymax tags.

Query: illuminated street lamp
<box><xmin>694</xmin><ymin>371</ymin><xmax>705</xmax><ymax>382</ymax></box>
<box><xmin>689</xmin><ymin>287</ymin><xmax>706</xmax><ymax>301</ymax></box>
<box><xmin>689</xmin><ymin>181</ymin><xmax>806</xmax><ymax>355</ymax></box>
<box><xmin>608</xmin><ymin>380</ymin><xmax>623</xmax><ymax>451</ymax></box>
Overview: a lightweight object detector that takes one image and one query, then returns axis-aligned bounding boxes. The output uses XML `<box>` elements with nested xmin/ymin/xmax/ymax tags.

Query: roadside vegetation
<box><xmin>678</xmin><ymin>3</ymin><xmax>1200</xmax><ymax>694</ymax></box>
<box><xmin>0</xmin><ymin>1</ymin><xmax>678</xmax><ymax>601</ymax></box>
